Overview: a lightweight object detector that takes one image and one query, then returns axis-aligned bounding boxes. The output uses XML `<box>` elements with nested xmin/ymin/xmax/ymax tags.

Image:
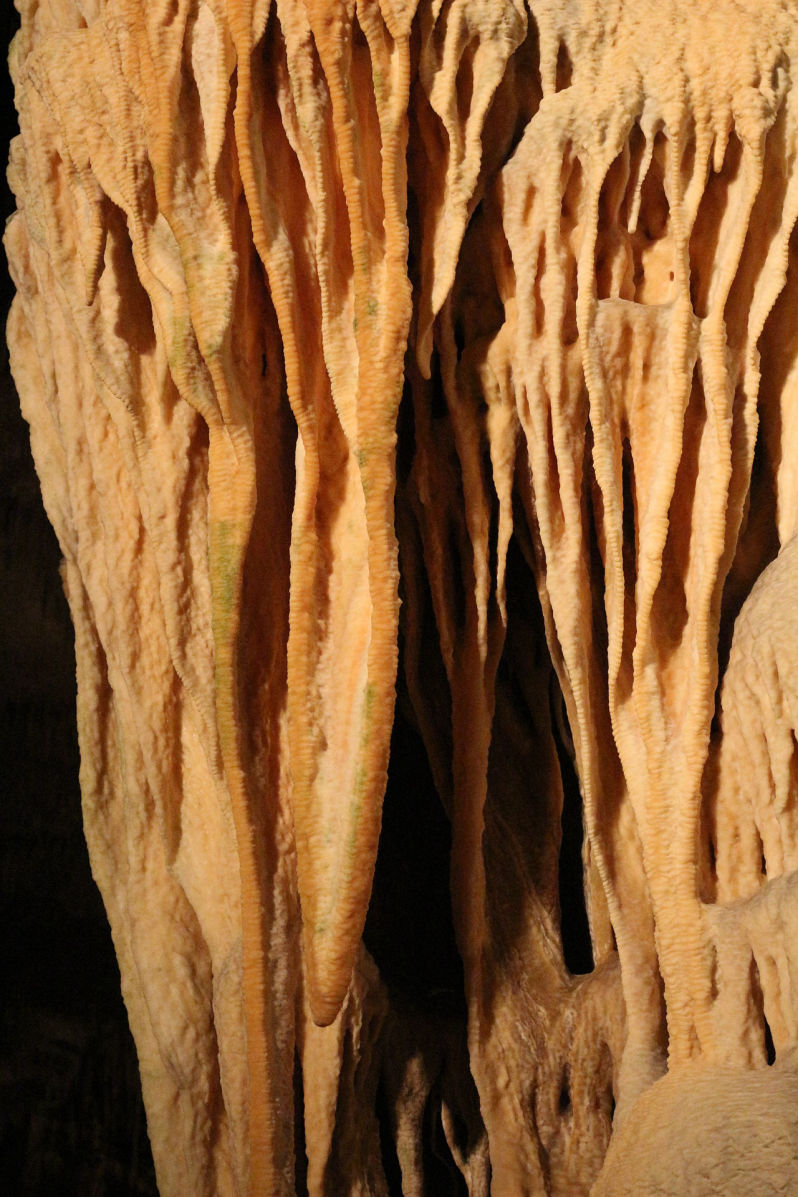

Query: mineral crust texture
<box><xmin>7</xmin><ymin>0</ymin><xmax>798</xmax><ymax>1193</ymax></box>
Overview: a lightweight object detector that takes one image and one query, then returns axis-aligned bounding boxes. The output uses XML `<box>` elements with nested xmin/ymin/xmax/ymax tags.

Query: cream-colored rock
<box><xmin>593</xmin><ymin>1053</ymin><xmax>798</xmax><ymax>1196</ymax></box>
<box><xmin>6</xmin><ymin>0</ymin><xmax>798</xmax><ymax>1193</ymax></box>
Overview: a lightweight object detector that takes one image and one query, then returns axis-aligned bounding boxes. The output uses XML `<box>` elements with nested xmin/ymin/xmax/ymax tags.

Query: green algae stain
<box><xmin>312</xmin><ymin>683</ymin><xmax>380</xmax><ymax>936</ymax></box>
<box><xmin>342</xmin><ymin>685</ymin><xmax>377</xmax><ymax>865</ymax></box>
<box><xmin>344</xmin><ymin>796</ymin><xmax>363</xmax><ymax>865</ymax></box>
<box><xmin>210</xmin><ymin>518</ymin><xmax>245</xmax><ymax>758</ymax></box>
<box><xmin>211</xmin><ymin>518</ymin><xmax>240</xmax><ymax>632</ymax></box>
<box><xmin>361</xmin><ymin>682</ymin><xmax>375</xmax><ymax>745</ymax></box>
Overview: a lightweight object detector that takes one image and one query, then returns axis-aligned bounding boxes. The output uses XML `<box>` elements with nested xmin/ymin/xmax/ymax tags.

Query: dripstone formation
<box><xmin>7</xmin><ymin>1</ymin><xmax>798</xmax><ymax>1192</ymax></box>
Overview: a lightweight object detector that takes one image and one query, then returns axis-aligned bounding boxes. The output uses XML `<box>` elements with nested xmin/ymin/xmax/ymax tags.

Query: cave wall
<box><xmin>7</xmin><ymin>2</ymin><xmax>798</xmax><ymax>1194</ymax></box>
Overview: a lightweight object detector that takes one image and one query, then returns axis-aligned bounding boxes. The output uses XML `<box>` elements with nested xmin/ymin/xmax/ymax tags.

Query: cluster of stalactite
<box><xmin>7</xmin><ymin>0</ymin><xmax>798</xmax><ymax>1192</ymax></box>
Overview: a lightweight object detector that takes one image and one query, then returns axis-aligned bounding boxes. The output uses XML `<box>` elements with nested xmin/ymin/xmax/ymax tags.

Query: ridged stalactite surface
<box><xmin>7</xmin><ymin>0</ymin><xmax>798</xmax><ymax>1193</ymax></box>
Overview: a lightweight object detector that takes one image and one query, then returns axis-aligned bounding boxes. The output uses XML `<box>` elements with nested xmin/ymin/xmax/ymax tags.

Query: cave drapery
<box><xmin>7</xmin><ymin>0</ymin><xmax>798</xmax><ymax>1192</ymax></box>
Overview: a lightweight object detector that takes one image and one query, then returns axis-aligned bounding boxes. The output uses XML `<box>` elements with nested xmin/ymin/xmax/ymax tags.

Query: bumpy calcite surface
<box><xmin>7</xmin><ymin>0</ymin><xmax>798</xmax><ymax>1192</ymax></box>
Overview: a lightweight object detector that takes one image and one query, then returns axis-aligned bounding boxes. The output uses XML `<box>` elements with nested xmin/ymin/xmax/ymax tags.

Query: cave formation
<box><xmin>7</xmin><ymin>0</ymin><xmax>798</xmax><ymax>1192</ymax></box>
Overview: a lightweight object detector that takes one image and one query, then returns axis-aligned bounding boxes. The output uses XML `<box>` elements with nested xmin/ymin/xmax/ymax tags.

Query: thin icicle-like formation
<box><xmin>7</xmin><ymin>0</ymin><xmax>798</xmax><ymax>1193</ymax></box>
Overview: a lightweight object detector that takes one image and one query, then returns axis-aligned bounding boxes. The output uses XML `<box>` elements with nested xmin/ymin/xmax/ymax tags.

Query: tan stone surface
<box><xmin>7</xmin><ymin>0</ymin><xmax>798</xmax><ymax>1192</ymax></box>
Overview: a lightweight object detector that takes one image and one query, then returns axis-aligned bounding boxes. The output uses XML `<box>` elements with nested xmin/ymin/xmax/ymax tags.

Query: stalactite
<box><xmin>8</xmin><ymin>0</ymin><xmax>798</xmax><ymax>1192</ymax></box>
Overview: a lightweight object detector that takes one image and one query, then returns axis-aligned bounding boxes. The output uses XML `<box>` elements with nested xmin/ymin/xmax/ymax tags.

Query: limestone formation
<box><xmin>7</xmin><ymin>0</ymin><xmax>798</xmax><ymax>1192</ymax></box>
